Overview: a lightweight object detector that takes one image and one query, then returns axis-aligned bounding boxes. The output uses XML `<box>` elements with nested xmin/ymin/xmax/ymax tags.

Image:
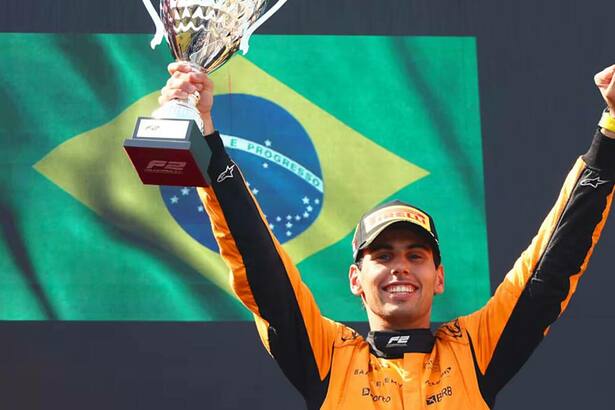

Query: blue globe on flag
<box><xmin>160</xmin><ymin>94</ymin><xmax>324</xmax><ymax>252</ymax></box>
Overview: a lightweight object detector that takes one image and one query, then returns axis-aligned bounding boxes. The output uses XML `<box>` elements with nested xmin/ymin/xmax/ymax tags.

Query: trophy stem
<box><xmin>150</xmin><ymin>60</ymin><xmax>206</xmax><ymax>132</ymax></box>
<box><xmin>152</xmin><ymin>98</ymin><xmax>204</xmax><ymax>134</ymax></box>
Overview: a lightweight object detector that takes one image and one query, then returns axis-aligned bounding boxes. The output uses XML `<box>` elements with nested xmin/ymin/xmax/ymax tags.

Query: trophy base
<box><xmin>124</xmin><ymin>117</ymin><xmax>212</xmax><ymax>187</ymax></box>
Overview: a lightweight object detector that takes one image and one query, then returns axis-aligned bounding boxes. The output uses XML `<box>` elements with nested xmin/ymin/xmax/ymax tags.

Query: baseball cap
<box><xmin>352</xmin><ymin>200</ymin><xmax>441</xmax><ymax>264</ymax></box>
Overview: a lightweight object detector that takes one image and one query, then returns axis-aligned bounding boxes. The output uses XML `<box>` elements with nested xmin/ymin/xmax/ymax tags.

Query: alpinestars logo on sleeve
<box><xmin>217</xmin><ymin>164</ymin><xmax>236</xmax><ymax>183</ymax></box>
<box><xmin>579</xmin><ymin>176</ymin><xmax>609</xmax><ymax>189</ymax></box>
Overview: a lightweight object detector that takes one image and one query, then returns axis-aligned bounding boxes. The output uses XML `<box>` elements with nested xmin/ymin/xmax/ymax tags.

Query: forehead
<box><xmin>367</xmin><ymin>224</ymin><xmax>431</xmax><ymax>249</ymax></box>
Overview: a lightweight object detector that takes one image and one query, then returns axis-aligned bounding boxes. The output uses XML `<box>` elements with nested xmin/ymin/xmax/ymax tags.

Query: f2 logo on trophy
<box><xmin>146</xmin><ymin>160</ymin><xmax>188</xmax><ymax>174</ymax></box>
<box><xmin>123</xmin><ymin>0</ymin><xmax>288</xmax><ymax>187</ymax></box>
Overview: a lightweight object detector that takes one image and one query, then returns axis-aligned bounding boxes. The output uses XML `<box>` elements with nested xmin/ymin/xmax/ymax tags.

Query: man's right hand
<box><xmin>159</xmin><ymin>62</ymin><xmax>215</xmax><ymax>135</ymax></box>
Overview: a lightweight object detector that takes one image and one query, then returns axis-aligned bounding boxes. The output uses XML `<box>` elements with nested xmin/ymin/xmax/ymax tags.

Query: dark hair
<box><xmin>354</xmin><ymin>255</ymin><xmax>363</xmax><ymax>270</ymax></box>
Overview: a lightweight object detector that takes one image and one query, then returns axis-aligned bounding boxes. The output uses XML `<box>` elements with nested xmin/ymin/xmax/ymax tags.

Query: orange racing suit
<box><xmin>197</xmin><ymin>130</ymin><xmax>615</xmax><ymax>409</ymax></box>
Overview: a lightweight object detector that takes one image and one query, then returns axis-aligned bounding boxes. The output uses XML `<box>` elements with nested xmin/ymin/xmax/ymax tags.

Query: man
<box><xmin>159</xmin><ymin>63</ymin><xmax>615</xmax><ymax>409</ymax></box>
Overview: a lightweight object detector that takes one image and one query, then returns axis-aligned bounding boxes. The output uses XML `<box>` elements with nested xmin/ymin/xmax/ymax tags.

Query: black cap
<box><xmin>352</xmin><ymin>200</ymin><xmax>440</xmax><ymax>264</ymax></box>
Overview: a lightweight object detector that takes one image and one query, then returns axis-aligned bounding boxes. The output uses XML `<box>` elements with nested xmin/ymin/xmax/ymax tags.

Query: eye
<box><xmin>408</xmin><ymin>252</ymin><xmax>425</xmax><ymax>262</ymax></box>
<box><xmin>374</xmin><ymin>252</ymin><xmax>392</xmax><ymax>262</ymax></box>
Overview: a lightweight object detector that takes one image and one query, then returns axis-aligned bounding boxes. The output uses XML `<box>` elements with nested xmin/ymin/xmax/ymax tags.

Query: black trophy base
<box><xmin>124</xmin><ymin>117</ymin><xmax>212</xmax><ymax>187</ymax></box>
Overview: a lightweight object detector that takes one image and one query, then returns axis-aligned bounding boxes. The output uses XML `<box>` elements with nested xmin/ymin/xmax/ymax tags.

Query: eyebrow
<box><xmin>367</xmin><ymin>243</ymin><xmax>430</xmax><ymax>252</ymax></box>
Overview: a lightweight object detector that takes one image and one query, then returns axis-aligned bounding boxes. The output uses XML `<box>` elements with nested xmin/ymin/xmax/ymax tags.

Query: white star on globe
<box><xmin>265</xmin><ymin>139</ymin><xmax>272</xmax><ymax>147</ymax></box>
<box><xmin>197</xmin><ymin>206</ymin><xmax>204</xmax><ymax>213</ymax></box>
<box><xmin>286</xmin><ymin>231</ymin><xmax>292</xmax><ymax>237</ymax></box>
<box><xmin>286</xmin><ymin>215</ymin><xmax>292</xmax><ymax>220</ymax></box>
<box><xmin>286</xmin><ymin>222</ymin><xmax>293</xmax><ymax>229</ymax></box>
<box><xmin>314</xmin><ymin>198</ymin><xmax>320</xmax><ymax>205</ymax></box>
<box><xmin>181</xmin><ymin>187</ymin><xmax>190</xmax><ymax>196</ymax></box>
<box><xmin>303</xmin><ymin>212</ymin><xmax>309</xmax><ymax>218</ymax></box>
<box><xmin>262</xmin><ymin>162</ymin><xmax>269</xmax><ymax>169</ymax></box>
<box><xmin>276</xmin><ymin>216</ymin><xmax>282</xmax><ymax>222</ymax></box>
<box><xmin>269</xmin><ymin>224</ymin><xmax>275</xmax><ymax>230</ymax></box>
<box><xmin>302</xmin><ymin>196</ymin><xmax>310</xmax><ymax>204</ymax></box>
<box><xmin>252</xmin><ymin>188</ymin><xmax>259</xmax><ymax>195</ymax></box>
<box><xmin>307</xmin><ymin>205</ymin><xmax>313</xmax><ymax>212</ymax></box>
<box><xmin>170</xmin><ymin>196</ymin><xmax>179</xmax><ymax>204</ymax></box>
<box><xmin>295</xmin><ymin>215</ymin><xmax>301</xmax><ymax>221</ymax></box>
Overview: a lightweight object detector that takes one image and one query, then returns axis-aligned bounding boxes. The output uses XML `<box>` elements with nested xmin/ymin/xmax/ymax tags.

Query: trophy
<box><xmin>124</xmin><ymin>0</ymin><xmax>287</xmax><ymax>186</ymax></box>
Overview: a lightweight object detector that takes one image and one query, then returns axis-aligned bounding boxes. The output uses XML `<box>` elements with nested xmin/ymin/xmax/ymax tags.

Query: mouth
<box><xmin>382</xmin><ymin>283</ymin><xmax>419</xmax><ymax>299</ymax></box>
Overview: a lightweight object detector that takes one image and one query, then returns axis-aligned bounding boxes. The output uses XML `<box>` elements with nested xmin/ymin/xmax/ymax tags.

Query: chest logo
<box><xmin>386</xmin><ymin>335</ymin><xmax>410</xmax><ymax>346</ymax></box>
<box><xmin>426</xmin><ymin>386</ymin><xmax>453</xmax><ymax>405</ymax></box>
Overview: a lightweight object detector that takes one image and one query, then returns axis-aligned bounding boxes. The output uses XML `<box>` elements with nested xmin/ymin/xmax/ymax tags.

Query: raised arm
<box><xmin>457</xmin><ymin>65</ymin><xmax>615</xmax><ymax>407</ymax></box>
<box><xmin>159</xmin><ymin>63</ymin><xmax>337</xmax><ymax>407</ymax></box>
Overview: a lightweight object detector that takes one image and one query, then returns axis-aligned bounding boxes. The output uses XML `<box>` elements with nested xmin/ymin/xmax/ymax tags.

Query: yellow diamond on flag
<box><xmin>34</xmin><ymin>56</ymin><xmax>428</xmax><ymax>297</ymax></box>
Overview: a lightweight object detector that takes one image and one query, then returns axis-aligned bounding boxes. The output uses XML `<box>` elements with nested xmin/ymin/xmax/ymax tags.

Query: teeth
<box><xmin>387</xmin><ymin>285</ymin><xmax>415</xmax><ymax>293</ymax></box>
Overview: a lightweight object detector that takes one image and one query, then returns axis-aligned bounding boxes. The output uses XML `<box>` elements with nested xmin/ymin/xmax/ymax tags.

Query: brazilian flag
<box><xmin>0</xmin><ymin>33</ymin><xmax>489</xmax><ymax>321</ymax></box>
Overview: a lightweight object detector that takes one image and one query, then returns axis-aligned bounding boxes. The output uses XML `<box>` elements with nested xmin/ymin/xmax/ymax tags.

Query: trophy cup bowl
<box><xmin>162</xmin><ymin>0</ymin><xmax>269</xmax><ymax>73</ymax></box>
<box><xmin>123</xmin><ymin>0</ymin><xmax>286</xmax><ymax>187</ymax></box>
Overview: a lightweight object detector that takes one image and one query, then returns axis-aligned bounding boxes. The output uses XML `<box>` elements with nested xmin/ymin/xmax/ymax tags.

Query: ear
<box><xmin>434</xmin><ymin>264</ymin><xmax>445</xmax><ymax>295</ymax></box>
<box><xmin>348</xmin><ymin>264</ymin><xmax>363</xmax><ymax>296</ymax></box>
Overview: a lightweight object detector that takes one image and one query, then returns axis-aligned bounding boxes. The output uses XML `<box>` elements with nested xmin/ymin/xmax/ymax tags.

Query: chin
<box><xmin>384</xmin><ymin>307</ymin><xmax>417</xmax><ymax>322</ymax></box>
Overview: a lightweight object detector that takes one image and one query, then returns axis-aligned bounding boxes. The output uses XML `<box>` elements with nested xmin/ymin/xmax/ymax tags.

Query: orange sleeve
<box><xmin>195</xmin><ymin>132</ymin><xmax>337</xmax><ymax>404</ymax></box>
<box><xmin>459</xmin><ymin>131</ymin><xmax>615</xmax><ymax>406</ymax></box>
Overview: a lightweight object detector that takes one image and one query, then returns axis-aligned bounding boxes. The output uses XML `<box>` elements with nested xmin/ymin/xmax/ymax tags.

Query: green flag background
<box><xmin>0</xmin><ymin>33</ymin><xmax>489</xmax><ymax>321</ymax></box>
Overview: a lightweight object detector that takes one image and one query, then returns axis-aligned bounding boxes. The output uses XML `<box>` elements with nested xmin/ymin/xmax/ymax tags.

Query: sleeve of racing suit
<box><xmin>195</xmin><ymin>132</ymin><xmax>336</xmax><ymax>409</ymax></box>
<box><xmin>461</xmin><ymin>130</ymin><xmax>615</xmax><ymax>407</ymax></box>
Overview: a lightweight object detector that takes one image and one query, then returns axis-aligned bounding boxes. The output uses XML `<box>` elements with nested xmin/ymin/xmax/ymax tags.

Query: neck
<box><xmin>366</xmin><ymin>311</ymin><xmax>431</xmax><ymax>332</ymax></box>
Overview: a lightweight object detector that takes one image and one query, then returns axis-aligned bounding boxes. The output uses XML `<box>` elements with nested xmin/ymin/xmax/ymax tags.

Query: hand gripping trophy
<box><xmin>124</xmin><ymin>0</ymin><xmax>287</xmax><ymax>186</ymax></box>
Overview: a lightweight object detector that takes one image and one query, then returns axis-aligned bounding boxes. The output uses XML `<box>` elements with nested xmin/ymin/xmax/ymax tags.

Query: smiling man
<box><xmin>349</xmin><ymin>202</ymin><xmax>444</xmax><ymax>332</ymax></box>
<box><xmin>159</xmin><ymin>62</ymin><xmax>615</xmax><ymax>409</ymax></box>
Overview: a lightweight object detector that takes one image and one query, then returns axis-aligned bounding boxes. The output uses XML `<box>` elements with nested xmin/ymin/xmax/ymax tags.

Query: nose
<box><xmin>390</xmin><ymin>255</ymin><xmax>411</xmax><ymax>275</ymax></box>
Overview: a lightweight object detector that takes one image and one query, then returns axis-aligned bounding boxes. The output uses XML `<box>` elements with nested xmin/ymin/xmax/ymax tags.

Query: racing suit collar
<box><xmin>367</xmin><ymin>329</ymin><xmax>435</xmax><ymax>359</ymax></box>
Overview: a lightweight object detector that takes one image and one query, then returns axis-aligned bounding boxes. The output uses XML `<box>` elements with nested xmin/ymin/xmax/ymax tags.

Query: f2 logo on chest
<box><xmin>387</xmin><ymin>335</ymin><xmax>410</xmax><ymax>346</ymax></box>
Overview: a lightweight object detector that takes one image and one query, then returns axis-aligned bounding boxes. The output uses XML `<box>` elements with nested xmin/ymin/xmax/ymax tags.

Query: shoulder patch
<box><xmin>336</xmin><ymin>324</ymin><xmax>363</xmax><ymax>347</ymax></box>
<box><xmin>436</xmin><ymin>319</ymin><xmax>468</xmax><ymax>344</ymax></box>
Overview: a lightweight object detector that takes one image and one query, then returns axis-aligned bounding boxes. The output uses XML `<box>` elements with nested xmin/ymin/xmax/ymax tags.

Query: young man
<box><xmin>160</xmin><ymin>63</ymin><xmax>615</xmax><ymax>409</ymax></box>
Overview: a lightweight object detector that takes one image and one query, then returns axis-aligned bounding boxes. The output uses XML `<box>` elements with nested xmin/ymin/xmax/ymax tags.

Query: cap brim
<box><xmin>355</xmin><ymin>220</ymin><xmax>439</xmax><ymax>260</ymax></box>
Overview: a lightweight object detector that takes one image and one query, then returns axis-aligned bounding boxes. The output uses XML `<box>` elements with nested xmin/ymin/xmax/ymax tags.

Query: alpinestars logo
<box><xmin>386</xmin><ymin>335</ymin><xmax>410</xmax><ymax>347</ymax></box>
<box><xmin>217</xmin><ymin>164</ymin><xmax>236</xmax><ymax>183</ymax></box>
<box><xmin>580</xmin><ymin>176</ymin><xmax>609</xmax><ymax>188</ymax></box>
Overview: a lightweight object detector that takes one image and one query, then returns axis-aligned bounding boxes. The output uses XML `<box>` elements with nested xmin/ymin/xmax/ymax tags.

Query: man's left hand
<box><xmin>594</xmin><ymin>64</ymin><xmax>615</xmax><ymax>138</ymax></box>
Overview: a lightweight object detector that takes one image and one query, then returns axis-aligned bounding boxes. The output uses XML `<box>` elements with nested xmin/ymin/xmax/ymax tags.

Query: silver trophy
<box><xmin>124</xmin><ymin>0</ymin><xmax>287</xmax><ymax>186</ymax></box>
